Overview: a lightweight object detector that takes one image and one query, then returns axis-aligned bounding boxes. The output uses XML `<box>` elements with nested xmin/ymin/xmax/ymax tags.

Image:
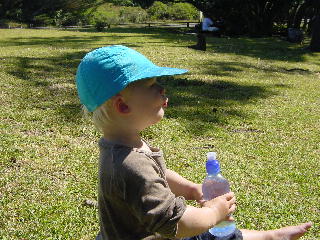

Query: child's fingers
<box><xmin>223</xmin><ymin>192</ymin><xmax>235</xmax><ymax>200</ymax></box>
<box><xmin>229</xmin><ymin>203</ymin><xmax>236</xmax><ymax>213</ymax></box>
<box><xmin>197</xmin><ymin>199</ymin><xmax>206</xmax><ymax>206</ymax></box>
<box><xmin>229</xmin><ymin>196</ymin><xmax>236</xmax><ymax>205</ymax></box>
<box><xmin>226</xmin><ymin>215</ymin><xmax>235</xmax><ymax>221</ymax></box>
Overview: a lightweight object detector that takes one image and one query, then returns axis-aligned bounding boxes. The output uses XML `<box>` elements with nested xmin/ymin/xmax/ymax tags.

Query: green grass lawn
<box><xmin>0</xmin><ymin>27</ymin><xmax>319</xmax><ymax>239</ymax></box>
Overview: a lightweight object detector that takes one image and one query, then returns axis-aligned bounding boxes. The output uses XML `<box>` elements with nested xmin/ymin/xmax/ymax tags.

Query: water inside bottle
<box><xmin>202</xmin><ymin>177</ymin><xmax>230</xmax><ymax>200</ymax></box>
<box><xmin>209</xmin><ymin>221</ymin><xmax>236</xmax><ymax>237</ymax></box>
<box><xmin>202</xmin><ymin>174</ymin><xmax>236</xmax><ymax>237</ymax></box>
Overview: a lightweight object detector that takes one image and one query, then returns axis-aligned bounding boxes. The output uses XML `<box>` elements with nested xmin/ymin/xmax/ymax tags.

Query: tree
<box><xmin>309</xmin><ymin>15</ymin><xmax>320</xmax><ymax>51</ymax></box>
<box><xmin>307</xmin><ymin>0</ymin><xmax>320</xmax><ymax>51</ymax></box>
<box><xmin>130</xmin><ymin>0</ymin><xmax>320</xmax><ymax>38</ymax></box>
<box><xmin>0</xmin><ymin>0</ymin><xmax>97</xmax><ymax>23</ymax></box>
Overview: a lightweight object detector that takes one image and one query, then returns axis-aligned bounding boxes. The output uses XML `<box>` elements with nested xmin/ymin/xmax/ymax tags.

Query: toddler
<box><xmin>76</xmin><ymin>45</ymin><xmax>311</xmax><ymax>240</ymax></box>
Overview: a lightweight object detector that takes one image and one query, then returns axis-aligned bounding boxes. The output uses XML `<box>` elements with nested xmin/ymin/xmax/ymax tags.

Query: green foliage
<box><xmin>119</xmin><ymin>7</ymin><xmax>148</xmax><ymax>23</ymax></box>
<box><xmin>88</xmin><ymin>2</ymin><xmax>149</xmax><ymax>26</ymax></box>
<box><xmin>108</xmin><ymin>0</ymin><xmax>135</xmax><ymax>6</ymax></box>
<box><xmin>84</xmin><ymin>3</ymin><xmax>122</xmax><ymax>29</ymax></box>
<box><xmin>0</xmin><ymin>19</ymin><xmax>29</xmax><ymax>28</ymax></box>
<box><xmin>2</xmin><ymin>0</ymin><xmax>319</xmax><ymax>39</ymax></box>
<box><xmin>133</xmin><ymin>0</ymin><xmax>320</xmax><ymax>37</ymax></box>
<box><xmin>54</xmin><ymin>10</ymin><xmax>80</xmax><ymax>27</ymax></box>
<box><xmin>128</xmin><ymin>0</ymin><xmax>155</xmax><ymax>8</ymax></box>
<box><xmin>147</xmin><ymin>1</ymin><xmax>198</xmax><ymax>20</ymax></box>
<box><xmin>168</xmin><ymin>2</ymin><xmax>199</xmax><ymax>20</ymax></box>
<box><xmin>0</xmin><ymin>19</ymin><xmax>8</xmax><ymax>28</ymax></box>
<box><xmin>147</xmin><ymin>1</ymin><xmax>169</xmax><ymax>20</ymax></box>
<box><xmin>92</xmin><ymin>12</ymin><xmax>120</xmax><ymax>30</ymax></box>
<box><xmin>33</xmin><ymin>14</ymin><xmax>55</xmax><ymax>26</ymax></box>
<box><xmin>0</xmin><ymin>0</ymin><xmax>97</xmax><ymax>23</ymax></box>
<box><xmin>95</xmin><ymin>20</ymin><xmax>107</xmax><ymax>31</ymax></box>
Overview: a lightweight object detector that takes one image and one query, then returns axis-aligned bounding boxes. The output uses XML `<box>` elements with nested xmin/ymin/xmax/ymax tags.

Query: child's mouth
<box><xmin>163</xmin><ymin>98</ymin><xmax>168</xmax><ymax>108</ymax></box>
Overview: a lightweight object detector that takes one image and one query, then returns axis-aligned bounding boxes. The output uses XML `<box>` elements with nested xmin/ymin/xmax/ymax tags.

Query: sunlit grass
<box><xmin>0</xmin><ymin>28</ymin><xmax>319</xmax><ymax>239</ymax></box>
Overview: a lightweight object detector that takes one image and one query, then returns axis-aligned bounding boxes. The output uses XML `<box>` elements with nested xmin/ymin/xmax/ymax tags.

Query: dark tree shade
<box><xmin>0</xmin><ymin>0</ymin><xmax>96</xmax><ymax>23</ymax></box>
<box><xmin>130</xmin><ymin>0</ymin><xmax>319</xmax><ymax>37</ymax></box>
<box><xmin>310</xmin><ymin>16</ymin><xmax>320</xmax><ymax>51</ymax></box>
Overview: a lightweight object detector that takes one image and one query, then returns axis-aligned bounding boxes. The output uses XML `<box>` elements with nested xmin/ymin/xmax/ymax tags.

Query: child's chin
<box><xmin>158</xmin><ymin>109</ymin><xmax>165</xmax><ymax>118</ymax></box>
<box><xmin>156</xmin><ymin>115</ymin><xmax>164</xmax><ymax>122</ymax></box>
<box><xmin>154</xmin><ymin>113</ymin><xmax>164</xmax><ymax>124</ymax></box>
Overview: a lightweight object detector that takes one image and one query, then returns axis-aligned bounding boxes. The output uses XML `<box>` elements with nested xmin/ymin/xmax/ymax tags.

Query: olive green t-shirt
<box><xmin>97</xmin><ymin>138</ymin><xmax>187</xmax><ymax>240</ymax></box>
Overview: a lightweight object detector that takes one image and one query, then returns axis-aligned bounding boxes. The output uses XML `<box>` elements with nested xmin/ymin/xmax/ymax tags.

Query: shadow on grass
<box><xmin>0</xmin><ymin>27</ymin><xmax>315</xmax><ymax>63</ymax></box>
<box><xmin>3</xmin><ymin>51</ymin><xmax>87</xmax><ymax>124</ymax></box>
<box><xmin>157</xmin><ymin>76</ymin><xmax>276</xmax><ymax>135</ymax></box>
<box><xmin>1</xmin><ymin>27</ymin><xmax>298</xmax><ymax>134</ymax></box>
<box><xmin>92</xmin><ymin>27</ymin><xmax>316</xmax><ymax>63</ymax></box>
<box><xmin>0</xmin><ymin>35</ymin><xmax>142</xmax><ymax>49</ymax></box>
<box><xmin>3</xmin><ymin>52</ymin><xmax>277</xmax><ymax>134</ymax></box>
<box><xmin>66</xmin><ymin>27</ymin><xmax>316</xmax><ymax>64</ymax></box>
<box><xmin>204</xmin><ymin>36</ymin><xmax>318</xmax><ymax>64</ymax></box>
<box><xmin>0</xmin><ymin>27</ymin><xmax>190</xmax><ymax>49</ymax></box>
<box><xmin>200</xmin><ymin>59</ymin><xmax>316</xmax><ymax>77</ymax></box>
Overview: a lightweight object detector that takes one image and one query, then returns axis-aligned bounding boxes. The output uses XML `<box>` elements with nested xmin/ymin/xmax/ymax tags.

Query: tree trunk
<box><xmin>293</xmin><ymin>3</ymin><xmax>306</xmax><ymax>28</ymax></box>
<box><xmin>310</xmin><ymin>16</ymin><xmax>320</xmax><ymax>52</ymax></box>
<box><xmin>288</xmin><ymin>3</ymin><xmax>299</xmax><ymax>28</ymax></box>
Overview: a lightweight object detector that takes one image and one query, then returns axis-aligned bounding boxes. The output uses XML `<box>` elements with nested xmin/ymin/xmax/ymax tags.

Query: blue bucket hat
<box><xmin>76</xmin><ymin>45</ymin><xmax>188</xmax><ymax>112</ymax></box>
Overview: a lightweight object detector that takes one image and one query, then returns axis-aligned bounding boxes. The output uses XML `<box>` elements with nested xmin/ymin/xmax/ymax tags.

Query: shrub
<box><xmin>93</xmin><ymin>13</ymin><xmax>120</xmax><ymax>31</ymax></box>
<box><xmin>111</xmin><ymin>0</ymin><xmax>134</xmax><ymax>6</ymax></box>
<box><xmin>168</xmin><ymin>3</ymin><xmax>199</xmax><ymax>20</ymax></box>
<box><xmin>0</xmin><ymin>19</ymin><xmax>28</xmax><ymax>28</ymax></box>
<box><xmin>119</xmin><ymin>7</ymin><xmax>148</xmax><ymax>23</ymax></box>
<box><xmin>0</xmin><ymin>19</ymin><xmax>9</xmax><ymax>28</ymax></box>
<box><xmin>106</xmin><ymin>15</ymin><xmax>120</xmax><ymax>26</ymax></box>
<box><xmin>33</xmin><ymin>14</ymin><xmax>54</xmax><ymax>26</ymax></box>
<box><xmin>95</xmin><ymin>20</ymin><xmax>107</xmax><ymax>31</ymax></box>
<box><xmin>93</xmin><ymin>13</ymin><xmax>108</xmax><ymax>31</ymax></box>
<box><xmin>76</xmin><ymin>16</ymin><xmax>90</xmax><ymax>27</ymax></box>
<box><xmin>147</xmin><ymin>1</ymin><xmax>170</xmax><ymax>20</ymax></box>
<box><xmin>54</xmin><ymin>10</ymin><xmax>79</xmax><ymax>27</ymax></box>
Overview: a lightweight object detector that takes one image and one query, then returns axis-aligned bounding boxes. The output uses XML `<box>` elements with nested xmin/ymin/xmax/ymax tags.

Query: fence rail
<box><xmin>145</xmin><ymin>21</ymin><xmax>199</xmax><ymax>28</ymax></box>
<box><xmin>3</xmin><ymin>21</ymin><xmax>200</xmax><ymax>30</ymax></box>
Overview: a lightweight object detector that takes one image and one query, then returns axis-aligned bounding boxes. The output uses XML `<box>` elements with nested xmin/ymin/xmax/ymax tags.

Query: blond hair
<box><xmin>82</xmin><ymin>100</ymin><xmax>113</xmax><ymax>133</ymax></box>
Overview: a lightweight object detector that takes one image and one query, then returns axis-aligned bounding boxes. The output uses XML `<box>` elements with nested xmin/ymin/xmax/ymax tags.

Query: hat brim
<box><xmin>130</xmin><ymin>66</ymin><xmax>188</xmax><ymax>82</ymax></box>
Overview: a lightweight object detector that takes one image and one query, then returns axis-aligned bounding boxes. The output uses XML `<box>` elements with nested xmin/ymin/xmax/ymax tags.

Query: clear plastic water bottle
<box><xmin>202</xmin><ymin>152</ymin><xmax>236</xmax><ymax>237</ymax></box>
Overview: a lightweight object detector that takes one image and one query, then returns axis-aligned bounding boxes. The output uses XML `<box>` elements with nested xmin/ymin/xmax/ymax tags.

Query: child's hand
<box><xmin>202</xmin><ymin>192</ymin><xmax>236</xmax><ymax>224</ymax></box>
<box><xmin>191</xmin><ymin>184</ymin><xmax>205</xmax><ymax>204</ymax></box>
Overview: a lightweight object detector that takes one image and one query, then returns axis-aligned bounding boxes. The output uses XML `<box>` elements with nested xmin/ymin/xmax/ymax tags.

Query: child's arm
<box><xmin>166</xmin><ymin>169</ymin><xmax>203</xmax><ymax>202</ymax></box>
<box><xmin>176</xmin><ymin>192</ymin><xmax>236</xmax><ymax>238</ymax></box>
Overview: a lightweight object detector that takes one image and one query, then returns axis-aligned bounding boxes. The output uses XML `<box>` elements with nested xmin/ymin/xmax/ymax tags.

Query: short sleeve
<box><xmin>121</xmin><ymin>152</ymin><xmax>186</xmax><ymax>238</ymax></box>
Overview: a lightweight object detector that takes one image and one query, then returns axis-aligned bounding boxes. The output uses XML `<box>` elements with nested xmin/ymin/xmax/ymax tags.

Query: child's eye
<box><xmin>151</xmin><ymin>83</ymin><xmax>160</xmax><ymax>88</ymax></box>
<box><xmin>150</xmin><ymin>82</ymin><xmax>159</xmax><ymax>88</ymax></box>
<box><xmin>151</xmin><ymin>83</ymin><xmax>165</xmax><ymax>94</ymax></box>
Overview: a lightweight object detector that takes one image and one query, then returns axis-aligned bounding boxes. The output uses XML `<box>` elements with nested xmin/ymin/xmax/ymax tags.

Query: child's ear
<box><xmin>113</xmin><ymin>96</ymin><xmax>130</xmax><ymax>114</ymax></box>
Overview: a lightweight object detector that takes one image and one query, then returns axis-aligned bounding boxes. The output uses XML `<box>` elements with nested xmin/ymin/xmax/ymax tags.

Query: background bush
<box><xmin>54</xmin><ymin>10</ymin><xmax>80</xmax><ymax>27</ymax></box>
<box><xmin>0</xmin><ymin>1</ymin><xmax>200</xmax><ymax>29</ymax></box>
<box><xmin>92</xmin><ymin>12</ymin><xmax>120</xmax><ymax>31</ymax></box>
<box><xmin>169</xmin><ymin>3</ymin><xmax>199</xmax><ymax>20</ymax></box>
<box><xmin>0</xmin><ymin>19</ymin><xmax>10</xmax><ymax>28</ymax></box>
<box><xmin>33</xmin><ymin>14</ymin><xmax>55</xmax><ymax>26</ymax></box>
<box><xmin>119</xmin><ymin>7</ymin><xmax>148</xmax><ymax>23</ymax></box>
<box><xmin>0</xmin><ymin>19</ymin><xmax>28</xmax><ymax>28</ymax></box>
<box><xmin>147</xmin><ymin>1</ymin><xmax>170</xmax><ymax>20</ymax></box>
<box><xmin>147</xmin><ymin>1</ymin><xmax>199</xmax><ymax>21</ymax></box>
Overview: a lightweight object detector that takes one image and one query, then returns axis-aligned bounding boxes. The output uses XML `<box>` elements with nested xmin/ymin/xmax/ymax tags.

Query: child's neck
<box><xmin>102</xmin><ymin>119</ymin><xmax>152</xmax><ymax>151</ymax></box>
<box><xmin>103</xmin><ymin>130</ymin><xmax>146</xmax><ymax>149</ymax></box>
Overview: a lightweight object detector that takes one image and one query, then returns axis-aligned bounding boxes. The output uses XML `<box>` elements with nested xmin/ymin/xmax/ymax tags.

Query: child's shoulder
<box><xmin>99</xmin><ymin>138</ymin><xmax>159</xmax><ymax>167</ymax></box>
<box><xmin>99</xmin><ymin>138</ymin><xmax>165</xmax><ymax>179</ymax></box>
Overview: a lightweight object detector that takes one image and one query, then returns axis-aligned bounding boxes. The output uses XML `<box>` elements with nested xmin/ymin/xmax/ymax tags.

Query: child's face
<box><xmin>126</xmin><ymin>78</ymin><xmax>167</xmax><ymax>130</ymax></box>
